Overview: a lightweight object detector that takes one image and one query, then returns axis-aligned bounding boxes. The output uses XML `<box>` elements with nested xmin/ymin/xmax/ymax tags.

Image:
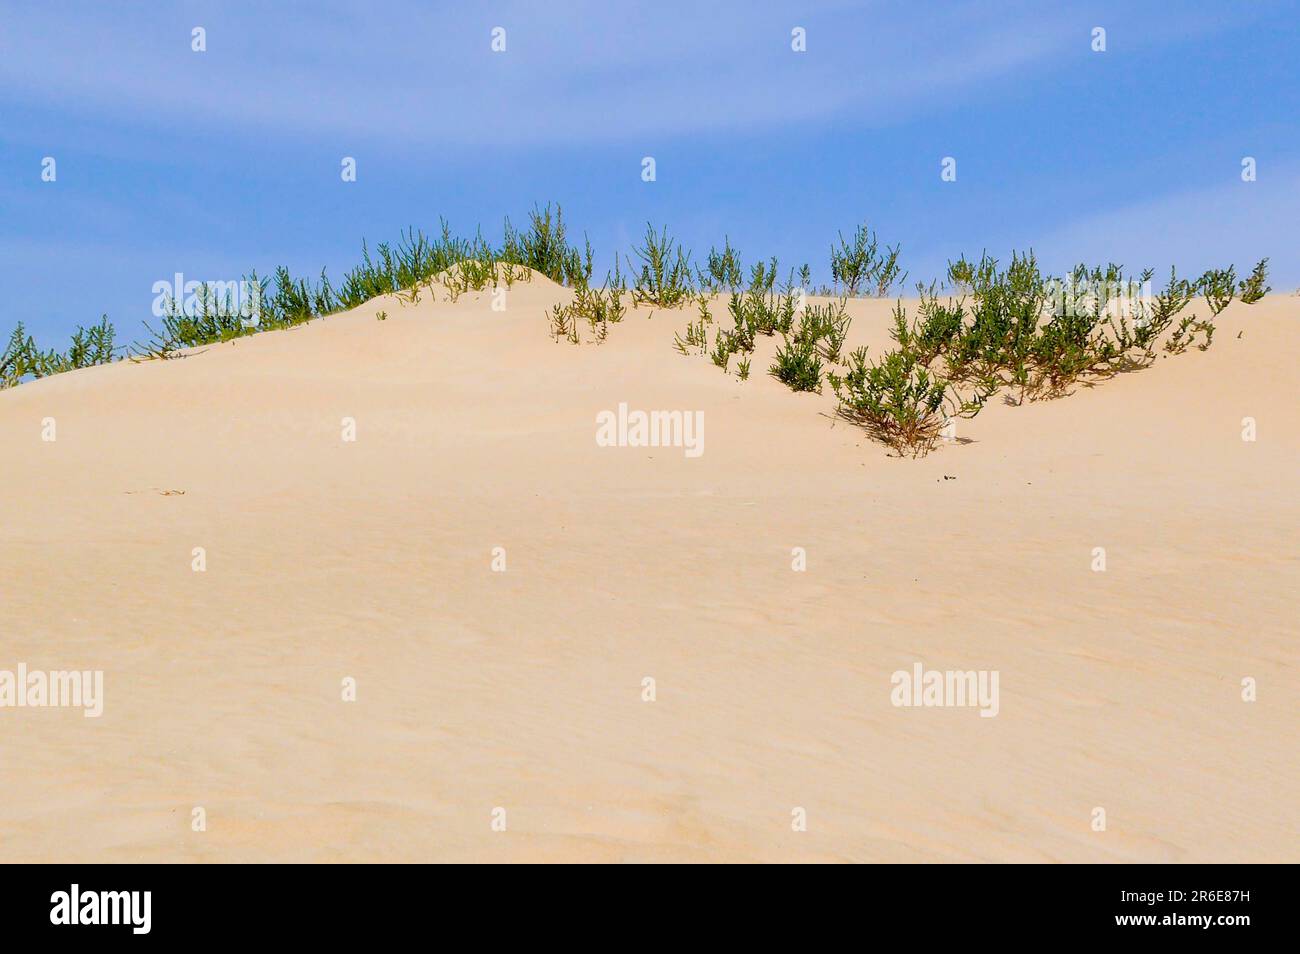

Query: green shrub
<box><xmin>630</xmin><ymin>223</ymin><xmax>693</xmax><ymax>308</ymax></box>
<box><xmin>673</xmin><ymin>315</ymin><xmax>709</xmax><ymax>356</ymax></box>
<box><xmin>709</xmin><ymin>332</ymin><xmax>733</xmax><ymax>370</ymax></box>
<box><xmin>510</xmin><ymin>204</ymin><xmax>591</xmax><ymax>287</ymax></box>
<box><xmin>698</xmin><ymin>237</ymin><xmax>743</xmax><ymax>292</ymax></box>
<box><xmin>132</xmin><ymin>280</ymin><xmax>263</xmax><ymax>358</ymax></box>
<box><xmin>440</xmin><ymin>254</ymin><xmax>530</xmax><ymax>301</ymax></box>
<box><xmin>882</xmin><ymin>254</ymin><xmax>1241</xmax><ymax>407</ymax></box>
<box><xmin>829</xmin><ymin>347</ymin><xmax>989</xmax><ymax>457</ymax></box>
<box><xmin>831</xmin><ymin>224</ymin><xmax>907</xmax><ymax>296</ymax></box>
<box><xmin>37</xmin><ymin>316</ymin><xmax>117</xmax><ymax>375</ymax></box>
<box><xmin>726</xmin><ymin>260</ymin><xmax>798</xmax><ymax>341</ymax></box>
<box><xmin>339</xmin><ymin>227</ymin><xmax>440</xmax><ymax>307</ymax></box>
<box><xmin>547</xmin><ymin>301</ymin><xmax>579</xmax><ymax>344</ymax></box>
<box><xmin>947</xmin><ymin>256</ymin><xmax>976</xmax><ymax>291</ymax></box>
<box><xmin>890</xmin><ymin>291</ymin><xmax>962</xmax><ymax>365</ymax></box>
<box><xmin>796</xmin><ymin>299</ymin><xmax>852</xmax><ymax>362</ymax></box>
<box><xmin>549</xmin><ymin>285</ymin><xmax>625</xmax><ymax>344</ymax></box>
<box><xmin>770</xmin><ymin>335</ymin><xmax>823</xmax><ymax>392</ymax></box>
<box><xmin>1198</xmin><ymin>266</ymin><xmax>1236</xmax><ymax>316</ymax></box>
<box><xmin>725</xmin><ymin>298</ymin><xmax>757</xmax><ymax>353</ymax></box>
<box><xmin>3</xmin><ymin>317</ymin><xmax>120</xmax><ymax>386</ymax></box>
<box><xmin>920</xmin><ymin>252</ymin><xmax>1197</xmax><ymax>400</ymax></box>
<box><xmin>1148</xmin><ymin>267</ymin><xmax>1196</xmax><ymax>332</ymax></box>
<box><xmin>1238</xmin><ymin>259</ymin><xmax>1270</xmax><ymax>304</ymax></box>
<box><xmin>1</xmin><ymin>323</ymin><xmax>36</xmax><ymax>387</ymax></box>
<box><xmin>335</xmin><ymin>207</ymin><xmax>587</xmax><ymax>305</ymax></box>
<box><xmin>875</xmin><ymin>244</ymin><xmax>906</xmax><ymax>297</ymax></box>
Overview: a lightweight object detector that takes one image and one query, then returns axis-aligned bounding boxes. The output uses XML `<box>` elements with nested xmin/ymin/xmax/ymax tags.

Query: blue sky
<box><xmin>2</xmin><ymin>0</ymin><xmax>1296</xmax><ymax>343</ymax></box>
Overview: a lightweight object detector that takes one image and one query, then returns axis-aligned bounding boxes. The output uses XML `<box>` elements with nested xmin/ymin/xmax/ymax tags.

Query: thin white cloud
<box><xmin>1030</xmin><ymin>165</ymin><xmax>1299</xmax><ymax>287</ymax></box>
<box><xmin>0</xmin><ymin>1</ymin><xmax>1083</xmax><ymax>147</ymax></box>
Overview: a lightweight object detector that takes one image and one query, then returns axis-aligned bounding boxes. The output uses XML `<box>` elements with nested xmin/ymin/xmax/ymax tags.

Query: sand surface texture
<box><xmin>2</xmin><ymin>275</ymin><xmax>1296</xmax><ymax>861</ymax></box>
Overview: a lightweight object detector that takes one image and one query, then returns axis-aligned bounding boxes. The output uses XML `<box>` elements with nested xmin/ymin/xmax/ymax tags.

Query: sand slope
<box><xmin>1</xmin><ymin>275</ymin><xmax>1296</xmax><ymax>862</ymax></box>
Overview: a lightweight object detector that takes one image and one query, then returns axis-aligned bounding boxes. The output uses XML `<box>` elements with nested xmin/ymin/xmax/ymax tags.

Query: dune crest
<box><xmin>1</xmin><ymin>287</ymin><xmax>1296</xmax><ymax>862</ymax></box>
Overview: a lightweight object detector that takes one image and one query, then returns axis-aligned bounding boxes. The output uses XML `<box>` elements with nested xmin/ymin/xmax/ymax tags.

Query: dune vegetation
<box><xmin>0</xmin><ymin>206</ymin><xmax>1270</xmax><ymax>457</ymax></box>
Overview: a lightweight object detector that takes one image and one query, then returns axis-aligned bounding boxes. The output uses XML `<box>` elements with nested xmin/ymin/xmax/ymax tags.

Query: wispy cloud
<box><xmin>1031</xmin><ymin>164</ymin><xmax>1300</xmax><ymax>287</ymax></box>
<box><xmin>0</xmin><ymin>1</ymin><xmax>1084</xmax><ymax>148</ymax></box>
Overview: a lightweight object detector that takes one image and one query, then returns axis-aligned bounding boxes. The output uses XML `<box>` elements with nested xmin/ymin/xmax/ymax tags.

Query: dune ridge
<box><xmin>1</xmin><ymin>281</ymin><xmax>1296</xmax><ymax>862</ymax></box>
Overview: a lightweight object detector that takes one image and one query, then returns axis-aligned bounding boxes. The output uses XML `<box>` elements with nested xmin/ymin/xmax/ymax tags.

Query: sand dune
<box><xmin>1</xmin><ymin>275</ymin><xmax>1296</xmax><ymax>862</ymax></box>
